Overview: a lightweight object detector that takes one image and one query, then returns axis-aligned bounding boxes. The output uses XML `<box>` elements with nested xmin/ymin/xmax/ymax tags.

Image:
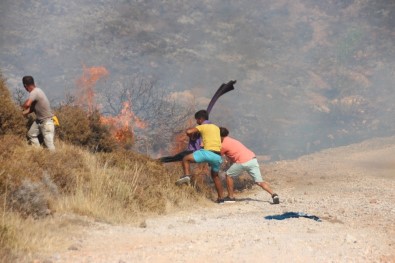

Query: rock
<box><xmin>139</xmin><ymin>221</ymin><xmax>147</xmax><ymax>228</ymax></box>
<box><xmin>187</xmin><ymin>219</ymin><xmax>196</xmax><ymax>224</ymax></box>
<box><xmin>345</xmin><ymin>234</ymin><xmax>357</xmax><ymax>244</ymax></box>
<box><xmin>68</xmin><ymin>245</ymin><xmax>79</xmax><ymax>251</ymax></box>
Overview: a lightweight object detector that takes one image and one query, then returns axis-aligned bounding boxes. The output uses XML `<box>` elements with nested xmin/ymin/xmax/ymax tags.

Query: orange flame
<box><xmin>75</xmin><ymin>65</ymin><xmax>146</xmax><ymax>145</ymax></box>
<box><xmin>76</xmin><ymin>65</ymin><xmax>109</xmax><ymax>112</ymax></box>
<box><xmin>100</xmin><ymin>102</ymin><xmax>147</xmax><ymax>144</ymax></box>
<box><xmin>169</xmin><ymin>117</ymin><xmax>195</xmax><ymax>155</ymax></box>
<box><xmin>169</xmin><ymin>132</ymin><xmax>189</xmax><ymax>155</ymax></box>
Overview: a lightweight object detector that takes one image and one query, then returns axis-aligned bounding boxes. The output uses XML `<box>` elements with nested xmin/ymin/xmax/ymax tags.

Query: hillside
<box><xmin>1</xmin><ymin>0</ymin><xmax>395</xmax><ymax>159</ymax></box>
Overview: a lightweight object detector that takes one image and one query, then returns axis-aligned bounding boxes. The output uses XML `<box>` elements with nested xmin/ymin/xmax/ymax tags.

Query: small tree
<box><xmin>99</xmin><ymin>75</ymin><xmax>194</xmax><ymax>154</ymax></box>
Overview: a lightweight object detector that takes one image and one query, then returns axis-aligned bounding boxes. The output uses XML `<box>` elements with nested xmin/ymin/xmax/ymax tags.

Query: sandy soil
<box><xmin>41</xmin><ymin>136</ymin><xmax>395</xmax><ymax>263</ymax></box>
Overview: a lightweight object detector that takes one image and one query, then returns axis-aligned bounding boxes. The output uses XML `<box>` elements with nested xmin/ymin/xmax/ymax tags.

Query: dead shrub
<box><xmin>0</xmin><ymin>73</ymin><xmax>27</xmax><ymax>137</ymax></box>
<box><xmin>54</xmin><ymin>105</ymin><xmax>92</xmax><ymax>146</ymax></box>
<box><xmin>30</xmin><ymin>146</ymin><xmax>89</xmax><ymax>193</ymax></box>
<box><xmin>87</xmin><ymin>110</ymin><xmax>118</xmax><ymax>152</ymax></box>
<box><xmin>54</xmin><ymin>106</ymin><xmax>118</xmax><ymax>152</ymax></box>
<box><xmin>233</xmin><ymin>174</ymin><xmax>255</xmax><ymax>191</ymax></box>
<box><xmin>7</xmin><ymin>179</ymin><xmax>53</xmax><ymax>219</ymax></box>
<box><xmin>0</xmin><ymin>134</ymin><xmax>25</xmax><ymax>160</ymax></box>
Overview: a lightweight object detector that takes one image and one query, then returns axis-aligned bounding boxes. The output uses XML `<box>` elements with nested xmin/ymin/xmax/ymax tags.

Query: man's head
<box><xmin>22</xmin><ymin>76</ymin><xmax>35</xmax><ymax>91</ymax></box>
<box><xmin>194</xmin><ymin>110</ymin><xmax>209</xmax><ymax>125</ymax></box>
<box><xmin>219</xmin><ymin>127</ymin><xmax>229</xmax><ymax>137</ymax></box>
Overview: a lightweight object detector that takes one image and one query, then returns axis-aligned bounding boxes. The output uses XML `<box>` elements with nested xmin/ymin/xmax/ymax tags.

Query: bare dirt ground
<box><xmin>40</xmin><ymin>136</ymin><xmax>395</xmax><ymax>263</ymax></box>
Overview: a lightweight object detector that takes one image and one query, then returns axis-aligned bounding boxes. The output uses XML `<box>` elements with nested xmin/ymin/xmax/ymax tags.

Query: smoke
<box><xmin>1</xmin><ymin>0</ymin><xmax>395</xmax><ymax>160</ymax></box>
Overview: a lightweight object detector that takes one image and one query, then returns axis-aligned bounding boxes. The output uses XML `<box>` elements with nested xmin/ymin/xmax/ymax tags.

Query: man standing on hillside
<box><xmin>175</xmin><ymin>110</ymin><xmax>225</xmax><ymax>203</ymax></box>
<box><xmin>22</xmin><ymin>76</ymin><xmax>55</xmax><ymax>151</ymax></box>
<box><xmin>220</xmin><ymin>127</ymin><xmax>279</xmax><ymax>204</ymax></box>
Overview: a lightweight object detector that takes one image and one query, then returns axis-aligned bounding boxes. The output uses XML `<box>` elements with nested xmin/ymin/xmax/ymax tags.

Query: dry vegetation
<box><xmin>0</xmin><ymin>74</ymin><xmax>220</xmax><ymax>261</ymax></box>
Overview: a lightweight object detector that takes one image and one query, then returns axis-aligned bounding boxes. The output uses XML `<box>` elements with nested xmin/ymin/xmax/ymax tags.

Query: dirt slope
<box><xmin>39</xmin><ymin>136</ymin><xmax>395</xmax><ymax>263</ymax></box>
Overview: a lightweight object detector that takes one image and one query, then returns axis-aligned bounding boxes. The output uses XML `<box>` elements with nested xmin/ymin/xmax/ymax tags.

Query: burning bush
<box><xmin>87</xmin><ymin>109</ymin><xmax>119</xmax><ymax>152</ymax></box>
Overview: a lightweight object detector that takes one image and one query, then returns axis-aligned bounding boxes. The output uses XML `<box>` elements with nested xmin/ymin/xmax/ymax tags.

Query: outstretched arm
<box><xmin>22</xmin><ymin>99</ymin><xmax>33</xmax><ymax>116</ymax></box>
<box><xmin>186</xmin><ymin>127</ymin><xmax>199</xmax><ymax>136</ymax></box>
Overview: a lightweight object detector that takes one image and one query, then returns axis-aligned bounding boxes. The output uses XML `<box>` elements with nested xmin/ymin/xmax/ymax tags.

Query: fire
<box><xmin>76</xmin><ymin>65</ymin><xmax>146</xmax><ymax>145</ymax></box>
<box><xmin>100</xmin><ymin>102</ymin><xmax>147</xmax><ymax>144</ymax></box>
<box><xmin>76</xmin><ymin>65</ymin><xmax>109</xmax><ymax>112</ymax></box>
<box><xmin>169</xmin><ymin>132</ymin><xmax>189</xmax><ymax>155</ymax></box>
<box><xmin>169</xmin><ymin>117</ymin><xmax>195</xmax><ymax>155</ymax></box>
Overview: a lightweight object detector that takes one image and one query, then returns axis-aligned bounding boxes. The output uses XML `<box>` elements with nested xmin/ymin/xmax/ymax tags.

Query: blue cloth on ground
<box><xmin>264</xmin><ymin>212</ymin><xmax>321</xmax><ymax>222</ymax></box>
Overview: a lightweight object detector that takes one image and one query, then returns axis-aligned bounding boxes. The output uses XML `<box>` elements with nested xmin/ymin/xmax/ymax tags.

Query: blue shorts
<box><xmin>192</xmin><ymin>149</ymin><xmax>223</xmax><ymax>172</ymax></box>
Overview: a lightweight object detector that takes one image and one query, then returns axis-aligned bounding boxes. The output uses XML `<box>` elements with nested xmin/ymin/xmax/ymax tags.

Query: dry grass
<box><xmin>0</xmin><ymin>136</ymin><xmax>211</xmax><ymax>260</ymax></box>
<box><xmin>0</xmin><ymin>73</ymin><xmax>215</xmax><ymax>260</ymax></box>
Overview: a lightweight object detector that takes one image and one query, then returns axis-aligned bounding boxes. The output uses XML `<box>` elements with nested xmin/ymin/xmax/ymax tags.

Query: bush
<box><xmin>54</xmin><ymin>105</ymin><xmax>92</xmax><ymax>146</ymax></box>
<box><xmin>55</xmin><ymin>106</ymin><xmax>118</xmax><ymax>152</ymax></box>
<box><xmin>0</xmin><ymin>73</ymin><xmax>27</xmax><ymax>137</ymax></box>
<box><xmin>7</xmin><ymin>179</ymin><xmax>53</xmax><ymax>219</ymax></box>
<box><xmin>87</xmin><ymin>110</ymin><xmax>118</xmax><ymax>152</ymax></box>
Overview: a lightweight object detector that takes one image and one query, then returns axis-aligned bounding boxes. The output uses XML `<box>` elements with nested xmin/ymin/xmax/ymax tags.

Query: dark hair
<box><xmin>220</xmin><ymin>127</ymin><xmax>229</xmax><ymax>137</ymax></box>
<box><xmin>194</xmin><ymin>110</ymin><xmax>209</xmax><ymax>120</ymax></box>
<box><xmin>22</xmin><ymin>76</ymin><xmax>35</xmax><ymax>86</ymax></box>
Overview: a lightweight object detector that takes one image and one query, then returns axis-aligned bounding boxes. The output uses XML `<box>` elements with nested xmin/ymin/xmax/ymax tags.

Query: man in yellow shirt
<box><xmin>176</xmin><ymin>110</ymin><xmax>225</xmax><ymax>203</ymax></box>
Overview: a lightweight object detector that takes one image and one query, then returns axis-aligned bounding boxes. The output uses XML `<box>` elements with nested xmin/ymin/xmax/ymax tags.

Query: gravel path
<box><xmin>45</xmin><ymin>137</ymin><xmax>395</xmax><ymax>263</ymax></box>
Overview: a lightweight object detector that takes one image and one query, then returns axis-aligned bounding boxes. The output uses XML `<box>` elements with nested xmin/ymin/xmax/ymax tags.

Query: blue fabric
<box><xmin>265</xmin><ymin>212</ymin><xmax>321</xmax><ymax>222</ymax></box>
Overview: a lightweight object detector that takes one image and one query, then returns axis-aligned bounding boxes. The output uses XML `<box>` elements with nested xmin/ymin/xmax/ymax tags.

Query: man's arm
<box><xmin>186</xmin><ymin>127</ymin><xmax>199</xmax><ymax>136</ymax></box>
<box><xmin>22</xmin><ymin>98</ymin><xmax>33</xmax><ymax>116</ymax></box>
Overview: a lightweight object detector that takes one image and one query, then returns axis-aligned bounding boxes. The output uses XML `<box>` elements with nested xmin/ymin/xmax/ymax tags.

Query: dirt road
<box><xmin>45</xmin><ymin>136</ymin><xmax>395</xmax><ymax>263</ymax></box>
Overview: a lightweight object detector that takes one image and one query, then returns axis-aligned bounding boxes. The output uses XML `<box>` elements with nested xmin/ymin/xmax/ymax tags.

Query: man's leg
<box><xmin>246</xmin><ymin>159</ymin><xmax>280</xmax><ymax>204</ymax></box>
<box><xmin>27</xmin><ymin>121</ymin><xmax>41</xmax><ymax>147</ymax></box>
<box><xmin>175</xmin><ymin>153</ymin><xmax>195</xmax><ymax>185</ymax></box>
<box><xmin>225</xmin><ymin>175</ymin><xmax>235</xmax><ymax>198</ymax></box>
<box><xmin>224</xmin><ymin>163</ymin><xmax>243</xmax><ymax>201</ymax></box>
<box><xmin>208</xmin><ymin>153</ymin><xmax>225</xmax><ymax>202</ymax></box>
<box><xmin>211</xmin><ymin>170</ymin><xmax>224</xmax><ymax>200</ymax></box>
<box><xmin>182</xmin><ymin>153</ymin><xmax>195</xmax><ymax>176</ymax></box>
<box><xmin>256</xmin><ymin>181</ymin><xmax>274</xmax><ymax>195</ymax></box>
<box><xmin>256</xmin><ymin>182</ymin><xmax>279</xmax><ymax>204</ymax></box>
<box><xmin>41</xmin><ymin>120</ymin><xmax>55</xmax><ymax>151</ymax></box>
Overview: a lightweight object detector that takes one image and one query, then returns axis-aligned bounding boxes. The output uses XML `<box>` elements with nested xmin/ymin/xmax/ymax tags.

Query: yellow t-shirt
<box><xmin>196</xmin><ymin>123</ymin><xmax>221</xmax><ymax>151</ymax></box>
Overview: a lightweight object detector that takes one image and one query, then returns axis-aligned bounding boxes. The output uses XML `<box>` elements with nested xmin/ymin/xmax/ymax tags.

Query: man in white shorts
<box><xmin>220</xmin><ymin>127</ymin><xmax>279</xmax><ymax>204</ymax></box>
<box><xmin>22</xmin><ymin>76</ymin><xmax>55</xmax><ymax>151</ymax></box>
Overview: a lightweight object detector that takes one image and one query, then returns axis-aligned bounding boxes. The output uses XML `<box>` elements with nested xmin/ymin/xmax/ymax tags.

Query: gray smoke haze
<box><xmin>1</xmin><ymin>0</ymin><xmax>394</xmax><ymax>160</ymax></box>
